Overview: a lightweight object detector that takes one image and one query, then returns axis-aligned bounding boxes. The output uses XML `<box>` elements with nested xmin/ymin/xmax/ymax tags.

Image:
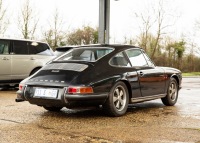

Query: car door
<box><xmin>0</xmin><ymin>40</ymin><xmax>11</xmax><ymax>81</ymax></box>
<box><xmin>11</xmin><ymin>40</ymin><xmax>31</xmax><ymax>80</ymax></box>
<box><xmin>125</xmin><ymin>48</ymin><xmax>166</xmax><ymax>97</ymax></box>
<box><xmin>109</xmin><ymin>51</ymin><xmax>142</xmax><ymax>98</ymax></box>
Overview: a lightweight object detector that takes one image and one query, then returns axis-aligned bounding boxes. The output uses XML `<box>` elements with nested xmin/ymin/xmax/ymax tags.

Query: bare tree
<box><xmin>18</xmin><ymin>0</ymin><xmax>39</xmax><ymax>39</ymax></box>
<box><xmin>43</xmin><ymin>8</ymin><xmax>66</xmax><ymax>49</ymax></box>
<box><xmin>135</xmin><ymin>9</ymin><xmax>155</xmax><ymax>52</ymax></box>
<box><xmin>0</xmin><ymin>0</ymin><xmax>9</xmax><ymax>36</ymax></box>
<box><xmin>151</xmin><ymin>1</ymin><xmax>167</xmax><ymax>59</ymax></box>
<box><xmin>134</xmin><ymin>1</ymin><xmax>178</xmax><ymax>59</ymax></box>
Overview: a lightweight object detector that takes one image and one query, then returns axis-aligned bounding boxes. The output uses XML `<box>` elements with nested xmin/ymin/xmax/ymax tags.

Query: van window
<box><xmin>13</xmin><ymin>41</ymin><xmax>28</xmax><ymax>55</ymax></box>
<box><xmin>0</xmin><ymin>40</ymin><xmax>10</xmax><ymax>54</ymax></box>
<box><xmin>29</xmin><ymin>42</ymin><xmax>53</xmax><ymax>56</ymax></box>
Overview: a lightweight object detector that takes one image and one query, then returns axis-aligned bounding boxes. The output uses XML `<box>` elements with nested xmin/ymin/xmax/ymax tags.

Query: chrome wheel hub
<box><xmin>113</xmin><ymin>85</ymin><xmax>126</xmax><ymax>111</ymax></box>
<box><xmin>169</xmin><ymin>82</ymin><xmax>177</xmax><ymax>101</ymax></box>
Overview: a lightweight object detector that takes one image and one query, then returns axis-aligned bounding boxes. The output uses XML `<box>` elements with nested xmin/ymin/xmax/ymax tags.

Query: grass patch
<box><xmin>182</xmin><ymin>72</ymin><xmax>200</xmax><ymax>77</ymax></box>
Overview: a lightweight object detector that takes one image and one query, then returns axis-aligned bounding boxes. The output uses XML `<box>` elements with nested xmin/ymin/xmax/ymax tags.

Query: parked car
<box><xmin>0</xmin><ymin>38</ymin><xmax>55</xmax><ymax>87</ymax></box>
<box><xmin>54</xmin><ymin>46</ymin><xmax>77</xmax><ymax>56</ymax></box>
<box><xmin>16</xmin><ymin>44</ymin><xmax>182</xmax><ymax>116</ymax></box>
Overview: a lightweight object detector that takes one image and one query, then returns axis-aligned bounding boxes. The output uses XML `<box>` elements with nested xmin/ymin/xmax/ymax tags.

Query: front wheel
<box><xmin>161</xmin><ymin>78</ymin><xmax>178</xmax><ymax>106</ymax></box>
<box><xmin>43</xmin><ymin>106</ymin><xmax>63</xmax><ymax>112</ymax></box>
<box><xmin>103</xmin><ymin>81</ymin><xmax>129</xmax><ymax>117</ymax></box>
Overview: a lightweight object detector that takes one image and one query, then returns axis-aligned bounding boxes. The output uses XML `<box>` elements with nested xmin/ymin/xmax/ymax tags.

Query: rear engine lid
<box><xmin>25</xmin><ymin>63</ymin><xmax>89</xmax><ymax>86</ymax></box>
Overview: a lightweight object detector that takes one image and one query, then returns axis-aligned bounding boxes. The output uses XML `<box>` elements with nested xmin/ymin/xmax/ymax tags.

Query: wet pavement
<box><xmin>0</xmin><ymin>78</ymin><xmax>200</xmax><ymax>143</ymax></box>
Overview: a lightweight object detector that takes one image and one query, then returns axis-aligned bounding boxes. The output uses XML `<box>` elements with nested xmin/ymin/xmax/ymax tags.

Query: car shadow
<box><xmin>127</xmin><ymin>102</ymin><xmax>165</xmax><ymax>112</ymax></box>
<box><xmin>41</xmin><ymin>107</ymin><xmax>107</xmax><ymax>118</ymax></box>
<box><xmin>39</xmin><ymin>101</ymin><xmax>166</xmax><ymax>119</ymax></box>
<box><xmin>31</xmin><ymin>101</ymin><xmax>180</xmax><ymax>134</ymax></box>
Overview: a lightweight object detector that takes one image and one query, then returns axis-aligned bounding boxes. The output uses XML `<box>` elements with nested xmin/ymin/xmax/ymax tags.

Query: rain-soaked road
<box><xmin>0</xmin><ymin>78</ymin><xmax>200</xmax><ymax>143</ymax></box>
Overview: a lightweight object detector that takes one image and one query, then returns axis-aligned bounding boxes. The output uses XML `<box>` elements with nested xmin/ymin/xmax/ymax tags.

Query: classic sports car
<box><xmin>16</xmin><ymin>44</ymin><xmax>182</xmax><ymax>116</ymax></box>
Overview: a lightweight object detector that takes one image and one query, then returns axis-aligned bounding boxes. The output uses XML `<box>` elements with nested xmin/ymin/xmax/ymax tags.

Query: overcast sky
<box><xmin>3</xmin><ymin>0</ymin><xmax>200</xmax><ymax>44</ymax></box>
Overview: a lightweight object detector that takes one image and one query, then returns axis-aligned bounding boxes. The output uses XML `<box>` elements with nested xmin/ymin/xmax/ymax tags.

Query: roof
<box><xmin>76</xmin><ymin>44</ymin><xmax>141</xmax><ymax>52</ymax></box>
<box><xmin>0</xmin><ymin>38</ymin><xmax>48</xmax><ymax>44</ymax></box>
<box><xmin>78</xmin><ymin>43</ymin><xmax>138</xmax><ymax>47</ymax></box>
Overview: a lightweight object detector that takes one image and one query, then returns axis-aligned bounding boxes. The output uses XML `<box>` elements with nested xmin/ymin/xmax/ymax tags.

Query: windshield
<box><xmin>55</xmin><ymin>47</ymin><xmax>114</xmax><ymax>62</ymax></box>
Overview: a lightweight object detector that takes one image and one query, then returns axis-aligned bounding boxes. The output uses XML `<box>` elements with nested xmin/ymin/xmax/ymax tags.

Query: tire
<box><xmin>43</xmin><ymin>106</ymin><xmax>63</xmax><ymax>112</ymax></box>
<box><xmin>161</xmin><ymin>78</ymin><xmax>178</xmax><ymax>106</ymax></box>
<box><xmin>103</xmin><ymin>81</ymin><xmax>129</xmax><ymax>117</ymax></box>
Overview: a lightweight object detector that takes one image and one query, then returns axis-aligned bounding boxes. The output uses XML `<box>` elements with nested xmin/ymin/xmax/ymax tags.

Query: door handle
<box><xmin>2</xmin><ymin>57</ymin><xmax>9</xmax><ymax>60</ymax></box>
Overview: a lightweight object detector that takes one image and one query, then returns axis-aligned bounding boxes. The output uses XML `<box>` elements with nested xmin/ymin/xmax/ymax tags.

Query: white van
<box><xmin>0</xmin><ymin>38</ymin><xmax>55</xmax><ymax>87</ymax></box>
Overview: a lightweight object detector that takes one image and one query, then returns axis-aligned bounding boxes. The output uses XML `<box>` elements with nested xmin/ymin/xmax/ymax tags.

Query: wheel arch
<box><xmin>171</xmin><ymin>74</ymin><xmax>179</xmax><ymax>86</ymax></box>
<box><xmin>29</xmin><ymin>67</ymin><xmax>42</xmax><ymax>76</ymax></box>
<box><xmin>119</xmin><ymin>80</ymin><xmax>132</xmax><ymax>101</ymax></box>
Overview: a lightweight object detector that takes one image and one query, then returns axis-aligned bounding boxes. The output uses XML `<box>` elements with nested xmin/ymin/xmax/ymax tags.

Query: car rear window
<box><xmin>55</xmin><ymin>47</ymin><xmax>113</xmax><ymax>62</ymax></box>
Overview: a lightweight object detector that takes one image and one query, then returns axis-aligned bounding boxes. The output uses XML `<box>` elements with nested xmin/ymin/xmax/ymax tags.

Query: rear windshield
<box><xmin>55</xmin><ymin>47</ymin><xmax>114</xmax><ymax>62</ymax></box>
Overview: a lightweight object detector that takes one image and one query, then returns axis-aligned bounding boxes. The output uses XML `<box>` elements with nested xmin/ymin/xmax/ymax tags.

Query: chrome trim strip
<box><xmin>131</xmin><ymin>94</ymin><xmax>166</xmax><ymax>103</ymax></box>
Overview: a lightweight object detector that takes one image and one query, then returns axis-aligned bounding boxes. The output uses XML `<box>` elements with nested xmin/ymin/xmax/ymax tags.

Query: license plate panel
<box><xmin>34</xmin><ymin>88</ymin><xmax>58</xmax><ymax>99</ymax></box>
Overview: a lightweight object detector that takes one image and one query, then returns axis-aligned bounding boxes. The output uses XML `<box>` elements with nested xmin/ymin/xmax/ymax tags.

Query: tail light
<box><xmin>68</xmin><ymin>87</ymin><xmax>93</xmax><ymax>94</ymax></box>
<box><xmin>19</xmin><ymin>84</ymin><xmax>23</xmax><ymax>91</ymax></box>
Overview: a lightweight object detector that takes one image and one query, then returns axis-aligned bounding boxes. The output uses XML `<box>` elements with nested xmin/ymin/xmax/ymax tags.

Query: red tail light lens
<box><xmin>68</xmin><ymin>87</ymin><xmax>93</xmax><ymax>94</ymax></box>
<box><xmin>19</xmin><ymin>84</ymin><xmax>23</xmax><ymax>91</ymax></box>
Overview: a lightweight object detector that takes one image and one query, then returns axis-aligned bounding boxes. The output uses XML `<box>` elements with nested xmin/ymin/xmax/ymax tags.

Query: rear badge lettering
<box><xmin>51</xmin><ymin>70</ymin><xmax>60</xmax><ymax>73</ymax></box>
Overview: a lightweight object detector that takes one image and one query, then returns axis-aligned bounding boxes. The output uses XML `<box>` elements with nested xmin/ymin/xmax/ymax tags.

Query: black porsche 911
<box><xmin>16</xmin><ymin>44</ymin><xmax>182</xmax><ymax>116</ymax></box>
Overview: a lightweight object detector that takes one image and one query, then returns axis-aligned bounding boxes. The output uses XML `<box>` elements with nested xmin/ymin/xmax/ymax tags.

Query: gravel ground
<box><xmin>0</xmin><ymin>78</ymin><xmax>200</xmax><ymax>143</ymax></box>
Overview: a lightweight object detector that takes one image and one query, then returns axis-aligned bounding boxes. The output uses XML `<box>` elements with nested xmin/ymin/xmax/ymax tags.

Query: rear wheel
<box><xmin>43</xmin><ymin>106</ymin><xmax>63</xmax><ymax>112</ymax></box>
<box><xmin>103</xmin><ymin>81</ymin><xmax>129</xmax><ymax>117</ymax></box>
<box><xmin>161</xmin><ymin>78</ymin><xmax>178</xmax><ymax>106</ymax></box>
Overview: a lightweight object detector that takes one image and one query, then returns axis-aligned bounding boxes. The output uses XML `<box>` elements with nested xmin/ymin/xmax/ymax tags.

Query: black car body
<box><xmin>16</xmin><ymin>44</ymin><xmax>182</xmax><ymax>116</ymax></box>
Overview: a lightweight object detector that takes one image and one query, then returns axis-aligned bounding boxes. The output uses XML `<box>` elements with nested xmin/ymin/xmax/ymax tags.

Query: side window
<box><xmin>125</xmin><ymin>49</ymin><xmax>148</xmax><ymax>67</ymax></box>
<box><xmin>29</xmin><ymin>42</ymin><xmax>53</xmax><ymax>56</ymax></box>
<box><xmin>0</xmin><ymin>40</ymin><xmax>10</xmax><ymax>54</ymax></box>
<box><xmin>13</xmin><ymin>41</ymin><xmax>28</xmax><ymax>55</ymax></box>
<box><xmin>110</xmin><ymin>52</ymin><xmax>131</xmax><ymax>67</ymax></box>
<box><xmin>143</xmin><ymin>52</ymin><xmax>155</xmax><ymax>67</ymax></box>
<box><xmin>96</xmin><ymin>49</ymin><xmax>113</xmax><ymax>59</ymax></box>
